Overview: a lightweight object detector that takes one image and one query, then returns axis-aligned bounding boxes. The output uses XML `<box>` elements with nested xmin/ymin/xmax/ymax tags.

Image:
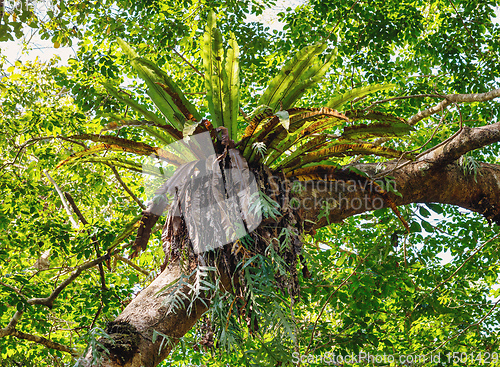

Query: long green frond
<box><xmin>133</xmin><ymin>57</ymin><xmax>201</xmax><ymax>122</ymax></box>
<box><xmin>280</xmin><ymin>50</ymin><xmax>337</xmax><ymax>110</ymax></box>
<box><xmin>202</xmin><ymin>10</ymin><xmax>224</xmax><ymax>128</ymax></box>
<box><xmin>258</xmin><ymin>43</ymin><xmax>327</xmax><ymax>112</ymax></box>
<box><xmin>223</xmin><ymin>33</ymin><xmax>240</xmax><ymax>140</ymax></box>
<box><xmin>117</xmin><ymin>38</ymin><xmax>186</xmax><ymax>131</ymax></box>
<box><xmin>327</xmin><ymin>84</ymin><xmax>396</xmax><ymax>111</ymax></box>
<box><xmin>102</xmin><ymin>83</ymin><xmax>182</xmax><ymax>144</ymax></box>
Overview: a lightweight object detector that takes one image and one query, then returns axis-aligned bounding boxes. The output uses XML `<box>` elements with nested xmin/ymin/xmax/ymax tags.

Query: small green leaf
<box><xmin>409</xmin><ymin>221</ymin><xmax>421</xmax><ymax>233</ymax></box>
<box><xmin>426</xmin><ymin>203</ymin><xmax>444</xmax><ymax>214</ymax></box>
<box><xmin>419</xmin><ymin>206</ymin><xmax>431</xmax><ymax>218</ymax></box>
<box><xmin>421</xmin><ymin>220</ymin><xmax>433</xmax><ymax>232</ymax></box>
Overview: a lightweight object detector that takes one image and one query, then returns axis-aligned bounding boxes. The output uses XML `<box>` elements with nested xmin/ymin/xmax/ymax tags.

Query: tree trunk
<box><xmin>84</xmin><ymin>259</ymin><xmax>207</xmax><ymax>367</ymax></box>
<box><xmin>85</xmin><ymin>123</ymin><xmax>500</xmax><ymax>366</ymax></box>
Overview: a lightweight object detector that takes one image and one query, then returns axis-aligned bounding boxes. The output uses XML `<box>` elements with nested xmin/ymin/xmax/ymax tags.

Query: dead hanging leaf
<box><xmin>130</xmin><ymin>212</ymin><xmax>162</xmax><ymax>259</ymax></box>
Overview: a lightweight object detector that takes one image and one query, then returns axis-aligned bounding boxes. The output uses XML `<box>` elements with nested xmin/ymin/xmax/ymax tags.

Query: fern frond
<box><xmin>56</xmin><ymin>140</ymin><xmax>185</xmax><ymax>169</ymax></box>
<box><xmin>102</xmin><ymin>82</ymin><xmax>164</xmax><ymax>124</ymax></box>
<box><xmin>132</xmin><ymin>57</ymin><xmax>201</xmax><ymax>122</ymax></box>
<box><xmin>282</xmin><ymin>143</ymin><xmax>406</xmax><ymax>172</ymax></box>
<box><xmin>117</xmin><ymin>38</ymin><xmax>189</xmax><ymax>131</ymax></box>
<box><xmin>72</xmin><ymin>156</ymin><xmax>147</xmax><ymax>174</ymax></box>
<box><xmin>327</xmin><ymin>84</ymin><xmax>396</xmax><ymax>111</ymax></box>
<box><xmin>258</xmin><ymin>43</ymin><xmax>327</xmax><ymax>112</ymax></box>
<box><xmin>224</xmin><ymin>33</ymin><xmax>240</xmax><ymax>140</ymax></box>
<box><xmin>241</xmin><ymin>107</ymin><xmax>274</xmax><ymax>139</ymax></box>
<box><xmin>102</xmin><ymin>82</ymin><xmax>181</xmax><ymax>144</ymax></box>
<box><xmin>202</xmin><ymin>10</ymin><xmax>224</xmax><ymax>128</ymax></box>
<box><xmin>341</xmin><ymin>122</ymin><xmax>413</xmax><ymax>140</ymax></box>
<box><xmin>280</xmin><ymin>50</ymin><xmax>337</xmax><ymax>110</ymax></box>
<box><xmin>262</xmin><ymin>108</ymin><xmax>348</xmax><ymax>165</ymax></box>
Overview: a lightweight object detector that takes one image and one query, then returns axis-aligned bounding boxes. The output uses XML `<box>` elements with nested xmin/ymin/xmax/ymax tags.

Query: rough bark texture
<box><xmin>85</xmin><ymin>260</ymin><xmax>207</xmax><ymax>367</ymax></box>
<box><xmin>296</xmin><ymin>161</ymin><xmax>500</xmax><ymax>231</ymax></box>
<box><xmin>85</xmin><ymin>122</ymin><xmax>500</xmax><ymax>367</ymax></box>
<box><xmin>86</xmin><ymin>167</ymin><xmax>500</xmax><ymax>366</ymax></box>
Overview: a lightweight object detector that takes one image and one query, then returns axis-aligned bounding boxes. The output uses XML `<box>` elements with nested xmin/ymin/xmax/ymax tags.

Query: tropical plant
<box><xmin>3</xmin><ymin>2</ymin><xmax>500</xmax><ymax>367</ymax></box>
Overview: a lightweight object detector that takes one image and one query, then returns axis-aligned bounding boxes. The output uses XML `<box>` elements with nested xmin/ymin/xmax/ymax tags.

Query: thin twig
<box><xmin>89</xmin><ymin>302</ymin><xmax>104</xmax><ymax>330</ymax></box>
<box><xmin>109</xmin><ymin>165</ymin><xmax>145</xmax><ymax>210</ymax></box>
<box><xmin>115</xmin><ymin>255</ymin><xmax>150</xmax><ymax>276</ymax></box>
<box><xmin>0</xmin><ymin>281</ymin><xmax>25</xmax><ymax>298</ymax></box>
<box><xmin>408</xmin><ymin>88</ymin><xmax>500</xmax><ymax>125</ymax></box>
<box><xmin>44</xmin><ymin>170</ymin><xmax>79</xmax><ymax>228</ymax></box>
<box><xmin>362</xmin><ymin>94</ymin><xmax>444</xmax><ymax>111</ymax></box>
<box><xmin>372</xmin><ymin>110</ymin><xmax>451</xmax><ymax>179</ymax></box>
<box><xmin>301</xmin><ymin>252</ymin><xmax>371</xmax><ymax>363</ymax></box>
<box><xmin>172</xmin><ymin>48</ymin><xmax>204</xmax><ymax>77</ymax></box>
<box><xmin>406</xmin><ymin>109</ymin><xmax>448</xmax><ymax>154</ymax></box>
<box><xmin>447</xmin><ymin>0</ymin><xmax>481</xmax><ymax>57</ymax></box>
<box><xmin>425</xmin><ymin>297</ymin><xmax>500</xmax><ymax>358</ymax></box>
<box><xmin>10</xmin><ymin>329</ymin><xmax>77</xmax><ymax>356</ymax></box>
<box><xmin>29</xmin><ymin>250</ymin><xmax>118</xmax><ymax>307</ymax></box>
<box><xmin>0</xmin><ymin>136</ymin><xmax>86</xmax><ymax>174</ymax></box>
<box><xmin>322</xmin><ymin>0</ymin><xmax>360</xmax><ymax>42</ymax></box>
<box><xmin>64</xmin><ymin>192</ymin><xmax>107</xmax><ymax>291</ymax></box>
<box><xmin>239</xmin><ymin>107</ymin><xmax>250</xmax><ymax>122</ymax></box>
<box><xmin>409</xmin><ymin>233</ymin><xmax>500</xmax><ymax>320</ymax></box>
<box><xmin>0</xmin><ymin>249</ymin><xmax>118</xmax><ymax>345</ymax></box>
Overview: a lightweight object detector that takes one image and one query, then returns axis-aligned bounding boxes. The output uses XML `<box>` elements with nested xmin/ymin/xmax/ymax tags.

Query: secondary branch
<box><xmin>408</xmin><ymin>88</ymin><xmax>500</xmax><ymax>125</ymax></box>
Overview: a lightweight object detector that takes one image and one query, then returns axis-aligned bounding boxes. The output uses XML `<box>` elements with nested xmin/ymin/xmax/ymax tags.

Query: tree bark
<box><xmin>83</xmin><ymin>260</ymin><xmax>207</xmax><ymax>367</ymax></box>
<box><xmin>85</xmin><ymin>122</ymin><xmax>500</xmax><ymax>367</ymax></box>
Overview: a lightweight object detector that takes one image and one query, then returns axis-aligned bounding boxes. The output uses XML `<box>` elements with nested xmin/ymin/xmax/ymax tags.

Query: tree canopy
<box><xmin>2</xmin><ymin>1</ymin><xmax>500</xmax><ymax>366</ymax></box>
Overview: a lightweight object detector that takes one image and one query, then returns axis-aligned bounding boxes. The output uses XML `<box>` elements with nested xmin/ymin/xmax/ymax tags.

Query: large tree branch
<box><xmin>293</xmin><ymin>120</ymin><xmax>500</xmax><ymax>228</ymax></box>
<box><xmin>64</xmin><ymin>192</ymin><xmax>107</xmax><ymax>291</ymax></box>
<box><xmin>0</xmin><ymin>250</ymin><xmax>120</xmax><ymax>359</ymax></box>
<box><xmin>81</xmin><ymin>160</ymin><xmax>500</xmax><ymax>366</ymax></box>
<box><xmin>109</xmin><ymin>165</ymin><xmax>146</xmax><ymax>210</ymax></box>
<box><xmin>298</xmin><ymin>160</ymin><xmax>500</xmax><ymax>230</ymax></box>
<box><xmin>115</xmin><ymin>255</ymin><xmax>150</xmax><ymax>276</ymax></box>
<box><xmin>28</xmin><ymin>251</ymin><xmax>117</xmax><ymax>308</ymax></box>
<box><xmin>78</xmin><ymin>119</ymin><xmax>500</xmax><ymax>367</ymax></box>
<box><xmin>408</xmin><ymin>88</ymin><xmax>500</xmax><ymax>125</ymax></box>
<box><xmin>417</xmin><ymin>121</ymin><xmax>500</xmax><ymax>165</ymax></box>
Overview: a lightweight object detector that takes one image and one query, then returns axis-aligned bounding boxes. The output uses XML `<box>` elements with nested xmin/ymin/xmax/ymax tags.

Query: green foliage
<box><xmin>327</xmin><ymin>84</ymin><xmax>396</xmax><ymax>110</ymax></box>
<box><xmin>73</xmin><ymin>327</ymin><xmax>114</xmax><ymax>367</ymax></box>
<box><xmin>2</xmin><ymin>1</ymin><xmax>500</xmax><ymax>366</ymax></box>
<box><xmin>460</xmin><ymin>152</ymin><xmax>482</xmax><ymax>182</ymax></box>
<box><xmin>202</xmin><ymin>10</ymin><xmax>225</xmax><ymax>129</ymax></box>
<box><xmin>248</xmin><ymin>191</ymin><xmax>281</xmax><ymax>220</ymax></box>
<box><xmin>117</xmin><ymin>38</ymin><xmax>197</xmax><ymax>131</ymax></box>
<box><xmin>258</xmin><ymin>42</ymin><xmax>329</xmax><ymax>111</ymax></box>
<box><xmin>159</xmin><ymin>266</ymin><xmax>216</xmax><ymax>316</ymax></box>
<box><xmin>202</xmin><ymin>11</ymin><xmax>241</xmax><ymax>139</ymax></box>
